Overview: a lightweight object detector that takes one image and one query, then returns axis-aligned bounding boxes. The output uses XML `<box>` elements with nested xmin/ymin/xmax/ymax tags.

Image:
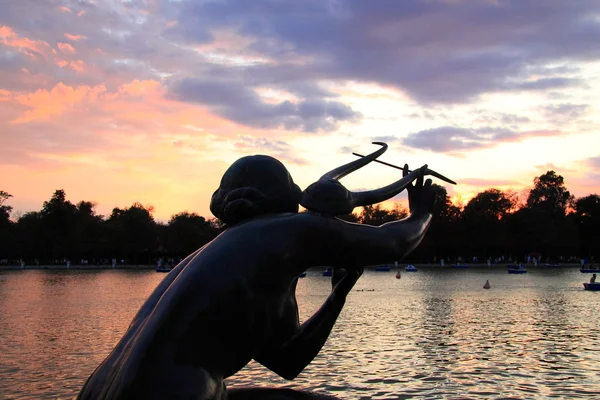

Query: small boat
<box><xmin>298</xmin><ymin>272</ymin><xmax>307</xmax><ymax>278</ymax></box>
<box><xmin>544</xmin><ymin>263</ymin><xmax>560</xmax><ymax>268</ymax></box>
<box><xmin>508</xmin><ymin>269</ymin><xmax>527</xmax><ymax>274</ymax></box>
<box><xmin>322</xmin><ymin>268</ymin><xmax>332</xmax><ymax>277</ymax></box>
<box><xmin>156</xmin><ymin>267</ymin><xmax>171</xmax><ymax>273</ymax></box>
<box><xmin>507</xmin><ymin>264</ymin><xmax>527</xmax><ymax>274</ymax></box>
<box><xmin>375</xmin><ymin>265</ymin><xmax>390</xmax><ymax>272</ymax></box>
<box><xmin>451</xmin><ymin>264</ymin><xmax>468</xmax><ymax>269</ymax></box>
<box><xmin>404</xmin><ymin>264</ymin><xmax>417</xmax><ymax>272</ymax></box>
<box><xmin>583</xmin><ymin>282</ymin><xmax>600</xmax><ymax>291</ymax></box>
<box><xmin>580</xmin><ymin>268</ymin><xmax>600</xmax><ymax>273</ymax></box>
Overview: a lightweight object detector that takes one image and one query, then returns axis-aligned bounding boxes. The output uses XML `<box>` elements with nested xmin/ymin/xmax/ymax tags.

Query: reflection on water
<box><xmin>1</xmin><ymin>268</ymin><xmax>599</xmax><ymax>399</ymax></box>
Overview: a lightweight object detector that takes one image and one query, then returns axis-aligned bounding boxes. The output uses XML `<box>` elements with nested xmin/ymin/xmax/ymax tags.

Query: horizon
<box><xmin>2</xmin><ymin>1</ymin><xmax>600</xmax><ymax>222</ymax></box>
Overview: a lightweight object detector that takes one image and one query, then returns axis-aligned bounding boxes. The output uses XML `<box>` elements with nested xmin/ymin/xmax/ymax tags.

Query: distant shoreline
<box><xmin>0</xmin><ymin>263</ymin><xmax>589</xmax><ymax>271</ymax></box>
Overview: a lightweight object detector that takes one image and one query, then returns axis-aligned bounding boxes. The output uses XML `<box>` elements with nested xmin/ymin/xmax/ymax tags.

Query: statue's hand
<box><xmin>403</xmin><ymin>164</ymin><xmax>437</xmax><ymax>215</ymax></box>
<box><xmin>331</xmin><ymin>267</ymin><xmax>364</xmax><ymax>297</ymax></box>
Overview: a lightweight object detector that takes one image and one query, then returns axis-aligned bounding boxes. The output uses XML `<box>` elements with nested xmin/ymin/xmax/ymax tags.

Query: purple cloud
<box><xmin>168</xmin><ymin>77</ymin><xmax>360</xmax><ymax>132</ymax></box>
<box><xmin>1</xmin><ymin>0</ymin><xmax>599</xmax><ymax>133</ymax></box>
<box><xmin>165</xmin><ymin>0</ymin><xmax>600</xmax><ymax>104</ymax></box>
<box><xmin>233</xmin><ymin>137</ymin><xmax>308</xmax><ymax>165</ymax></box>
<box><xmin>402</xmin><ymin>126</ymin><xmax>561</xmax><ymax>153</ymax></box>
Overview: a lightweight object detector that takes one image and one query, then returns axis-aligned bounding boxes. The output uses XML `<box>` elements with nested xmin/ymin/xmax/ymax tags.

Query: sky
<box><xmin>1</xmin><ymin>0</ymin><xmax>600</xmax><ymax>222</ymax></box>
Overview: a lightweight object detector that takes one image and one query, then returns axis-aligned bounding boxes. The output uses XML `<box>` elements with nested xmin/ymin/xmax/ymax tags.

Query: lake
<box><xmin>1</xmin><ymin>267</ymin><xmax>599</xmax><ymax>399</ymax></box>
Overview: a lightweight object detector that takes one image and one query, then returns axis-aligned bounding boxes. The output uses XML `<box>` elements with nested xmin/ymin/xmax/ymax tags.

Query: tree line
<box><xmin>0</xmin><ymin>169</ymin><xmax>599</xmax><ymax>266</ymax></box>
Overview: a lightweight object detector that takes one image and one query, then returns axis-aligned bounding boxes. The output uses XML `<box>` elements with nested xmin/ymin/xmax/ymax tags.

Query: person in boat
<box><xmin>591</xmin><ymin>274</ymin><xmax>597</xmax><ymax>283</ymax></box>
<box><xmin>77</xmin><ymin>144</ymin><xmax>438</xmax><ymax>400</ymax></box>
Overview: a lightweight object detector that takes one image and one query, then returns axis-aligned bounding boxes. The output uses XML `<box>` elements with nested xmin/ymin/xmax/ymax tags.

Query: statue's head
<box><xmin>210</xmin><ymin>155</ymin><xmax>302</xmax><ymax>224</ymax></box>
<box><xmin>300</xmin><ymin>142</ymin><xmax>411</xmax><ymax>215</ymax></box>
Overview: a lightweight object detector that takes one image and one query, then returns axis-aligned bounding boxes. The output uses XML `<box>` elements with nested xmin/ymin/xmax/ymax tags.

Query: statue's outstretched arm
<box><xmin>254</xmin><ymin>268</ymin><xmax>362</xmax><ymax>380</ymax></box>
<box><xmin>306</xmin><ymin>165</ymin><xmax>437</xmax><ymax>269</ymax></box>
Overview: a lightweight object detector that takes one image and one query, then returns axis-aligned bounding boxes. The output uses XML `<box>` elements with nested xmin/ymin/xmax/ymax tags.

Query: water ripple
<box><xmin>1</xmin><ymin>268</ymin><xmax>600</xmax><ymax>398</ymax></box>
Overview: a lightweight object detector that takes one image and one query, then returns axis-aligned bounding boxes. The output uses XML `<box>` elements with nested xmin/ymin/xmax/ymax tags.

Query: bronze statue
<box><xmin>77</xmin><ymin>143</ymin><xmax>443</xmax><ymax>399</ymax></box>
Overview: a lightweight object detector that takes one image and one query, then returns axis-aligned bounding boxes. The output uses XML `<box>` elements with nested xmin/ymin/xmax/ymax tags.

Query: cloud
<box><xmin>164</xmin><ymin>0</ymin><xmax>600</xmax><ymax>104</ymax></box>
<box><xmin>544</xmin><ymin>103</ymin><xmax>589</xmax><ymax>123</ymax></box>
<box><xmin>168</xmin><ymin>77</ymin><xmax>360</xmax><ymax>132</ymax></box>
<box><xmin>512</xmin><ymin>77</ymin><xmax>585</xmax><ymax>91</ymax></box>
<box><xmin>57</xmin><ymin>42</ymin><xmax>76</xmax><ymax>54</ymax></box>
<box><xmin>8</xmin><ymin>82</ymin><xmax>107</xmax><ymax>123</ymax></box>
<box><xmin>2</xmin><ymin>0</ymin><xmax>599</xmax><ymax>133</ymax></box>
<box><xmin>64</xmin><ymin>33</ymin><xmax>86</xmax><ymax>41</ymax></box>
<box><xmin>233</xmin><ymin>137</ymin><xmax>308</xmax><ymax>165</ymax></box>
<box><xmin>584</xmin><ymin>156</ymin><xmax>600</xmax><ymax>170</ymax></box>
<box><xmin>402</xmin><ymin>126</ymin><xmax>562</xmax><ymax>153</ymax></box>
<box><xmin>1</xmin><ymin>0</ymin><xmax>600</xmax><ymax>219</ymax></box>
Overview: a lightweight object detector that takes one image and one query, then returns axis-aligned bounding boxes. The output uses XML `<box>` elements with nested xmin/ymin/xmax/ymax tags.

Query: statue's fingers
<box><xmin>403</xmin><ymin>164</ymin><xmax>414</xmax><ymax>188</ymax></box>
<box><xmin>416</xmin><ymin>165</ymin><xmax>427</xmax><ymax>187</ymax></box>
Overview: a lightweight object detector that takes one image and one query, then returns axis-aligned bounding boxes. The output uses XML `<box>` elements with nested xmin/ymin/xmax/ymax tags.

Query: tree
<box><xmin>572</xmin><ymin>194</ymin><xmax>600</xmax><ymax>257</ymax></box>
<box><xmin>461</xmin><ymin>189</ymin><xmax>517</xmax><ymax>257</ymax></box>
<box><xmin>0</xmin><ymin>191</ymin><xmax>13</xmax><ymax>225</ymax></box>
<box><xmin>410</xmin><ymin>184</ymin><xmax>461</xmax><ymax>261</ymax></box>
<box><xmin>0</xmin><ymin>191</ymin><xmax>15</xmax><ymax>257</ymax></box>
<box><xmin>432</xmin><ymin>185</ymin><xmax>461</xmax><ymax>224</ymax></box>
<box><xmin>39</xmin><ymin>190</ymin><xmax>78</xmax><ymax>259</ymax></box>
<box><xmin>164</xmin><ymin>211</ymin><xmax>219</xmax><ymax>256</ymax></box>
<box><xmin>526</xmin><ymin>171</ymin><xmax>573</xmax><ymax>216</ymax></box>
<box><xmin>510</xmin><ymin>171</ymin><xmax>577</xmax><ymax>257</ymax></box>
<box><xmin>359</xmin><ymin>204</ymin><xmax>407</xmax><ymax>226</ymax></box>
<box><xmin>14</xmin><ymin>212</ymin><xmax>44</xmax><ymax>261</ymax></box>
<box><xmin>70</xmin><ymin>200</ymin><xmax>105</xmax><ymax>260</ymax></box>
<box><xmin>0</xmin><ymin>190</ymin><xmax>13</xmax><ymax>219</ymax></box>
<box><xmin>105</xmin><ymin>202</ymin><xmax>157</xmax><ymax>265</ymax></box>
<box><xmin>462</xmin><ymin>189</ymin><xmax>516</xmax><ymax>221</ymax></box>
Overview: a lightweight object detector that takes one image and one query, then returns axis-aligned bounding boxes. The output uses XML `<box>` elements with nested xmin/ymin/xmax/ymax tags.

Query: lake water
<box><xmin>1</xmin><ymin>267</ymin><xmax>599</xmax><ymax>399</ymax></box>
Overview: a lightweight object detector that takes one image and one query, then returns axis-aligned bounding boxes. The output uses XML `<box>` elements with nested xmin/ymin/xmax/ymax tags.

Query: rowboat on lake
<box><xmin>583</xmin><ymin>282</ymin><xmax>600</xmax><ymax>291</ymax></box>
<box><xmin>507</xmin><ymin>264</ymin><xmax>527</xmax><ymax>274</ymax></box>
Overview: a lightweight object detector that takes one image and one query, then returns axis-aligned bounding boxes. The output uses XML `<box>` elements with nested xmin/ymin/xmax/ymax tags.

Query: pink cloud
<box><xmin>69</xmin><ymin>60</ymin><xmax>85</xmax><ymax>72</ymax></box>
<box><xmin>0</xmin><ymin>25</ymin><xmax>52</xmax><ymax>59</ymax></box>
<box><xmin>9</xmin><ymin>82</ymin><xmax>107</xmax><ymax>123</ymax></box>
<box><xmin>57</xmin><ymin>42</ymin><xmax>76</xmax><ymax>54</ymax></box>
<box><xmin>64</xmin><ymin>33</ymin><xmax>86</xmax><ymax>41</ymax></box>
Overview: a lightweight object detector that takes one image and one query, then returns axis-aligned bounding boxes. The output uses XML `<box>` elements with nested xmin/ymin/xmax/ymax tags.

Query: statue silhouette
<box><xmin>78</xmin><ymin>143</ymin><xmax>440</xmax><ymax>399</ymax></box>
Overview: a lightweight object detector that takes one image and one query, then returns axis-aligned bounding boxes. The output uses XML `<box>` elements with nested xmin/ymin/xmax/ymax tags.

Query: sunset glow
<box><xmin>2</xmin><ymin>1</ymin><xmax>600</xmax><ymax>221</ymax></box>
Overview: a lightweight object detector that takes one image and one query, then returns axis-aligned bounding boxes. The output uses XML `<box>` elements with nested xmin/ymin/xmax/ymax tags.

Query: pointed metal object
<box><xmin>351</xmin><ymin>152</ymin><xmax>457</xmax><ymax>185</ymax></box>
<box><xmin>300</xmin><ymin>142</ymin><xmax>427</xmax><ymax>215</ymax></box>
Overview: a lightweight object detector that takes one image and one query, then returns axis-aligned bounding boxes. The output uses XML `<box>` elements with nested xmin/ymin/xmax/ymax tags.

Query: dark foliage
<box><xmin>0</xmin><ymin>170</ymin><xmax>598</xmax><ymax>265</ymax></box>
